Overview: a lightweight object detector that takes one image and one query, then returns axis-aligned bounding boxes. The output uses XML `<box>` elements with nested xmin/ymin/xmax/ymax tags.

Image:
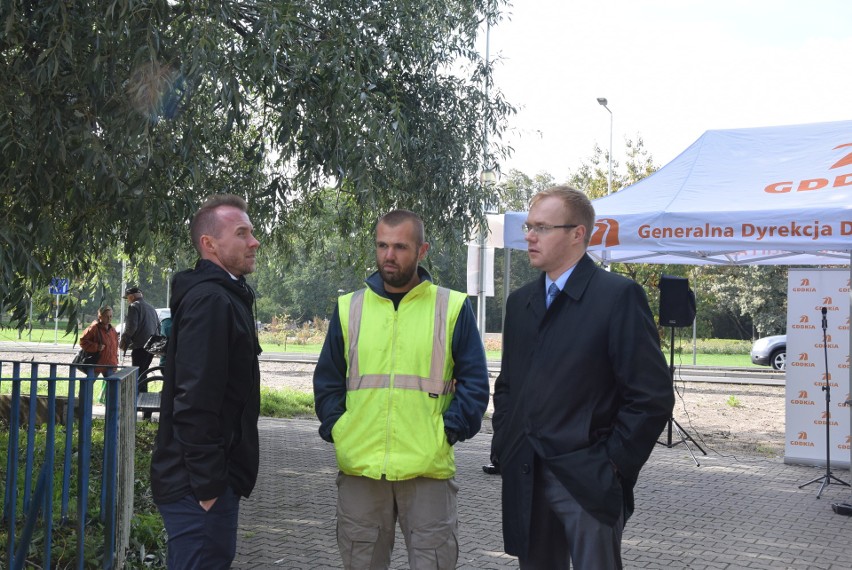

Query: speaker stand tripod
<box><xmin>657</xmin><ymin>326</ymin><xmax>706</xmax><ymax>466</ymax></box>
<box><xmin>798</xmin><ymin>308</ymin><xmax>849</xmax><ymax>498</ymax></box>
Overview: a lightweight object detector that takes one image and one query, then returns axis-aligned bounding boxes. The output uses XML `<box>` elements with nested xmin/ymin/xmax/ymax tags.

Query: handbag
<box><xmin>73</xmin><ymin>327</ymin><xmax>102</xmax><ymax>374</ymax></box>
<box><xmin>143</xmin><ymin>334</ymin><xmax>168</xmax><ymax>356</ymax></box>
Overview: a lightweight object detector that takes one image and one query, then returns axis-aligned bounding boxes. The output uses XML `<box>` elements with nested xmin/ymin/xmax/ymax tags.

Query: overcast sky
<box><xmin>488</xmin><ymin>0</ymin><xmax>852</xmax><ymax>182</ymax></box>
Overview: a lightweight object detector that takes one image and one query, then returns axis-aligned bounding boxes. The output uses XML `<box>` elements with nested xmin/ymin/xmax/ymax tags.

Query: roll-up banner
<box><xmin>785</xmin><ymin>268</ymin><xmax>851</xmax><ymax>468</ymax></box>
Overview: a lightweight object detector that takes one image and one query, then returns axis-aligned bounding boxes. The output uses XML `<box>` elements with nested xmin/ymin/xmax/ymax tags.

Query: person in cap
<box><xmin>119</xmin><ymin>285</ymin><xmax>159</xmax><ymax>385</ymax></box>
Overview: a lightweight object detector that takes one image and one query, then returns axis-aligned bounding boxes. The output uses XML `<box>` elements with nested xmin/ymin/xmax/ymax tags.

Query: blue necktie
<box><xmin>546</xmin><ymin>283</ymin><xmax>560</xmax><ymax>308</ymax></box>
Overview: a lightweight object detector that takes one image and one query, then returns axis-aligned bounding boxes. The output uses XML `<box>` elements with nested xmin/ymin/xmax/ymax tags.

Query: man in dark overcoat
<box><xmin>491</xmin><ymin>185</ymin><xmax>674</xmax><ymax>569</ymax></box>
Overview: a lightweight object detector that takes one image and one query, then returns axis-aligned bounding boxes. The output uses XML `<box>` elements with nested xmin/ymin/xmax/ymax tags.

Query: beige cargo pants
<box><xmin>336</xmin><ymin>473</ymin><xmax>459</xmax><ymax>570</ymax></box>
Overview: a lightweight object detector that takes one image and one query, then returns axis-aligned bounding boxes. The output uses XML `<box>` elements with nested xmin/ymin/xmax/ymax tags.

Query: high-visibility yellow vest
<box><xmin>332</xmin><ymin>280</ymin><xmax>466</xmax><ymax>480</ymax></box>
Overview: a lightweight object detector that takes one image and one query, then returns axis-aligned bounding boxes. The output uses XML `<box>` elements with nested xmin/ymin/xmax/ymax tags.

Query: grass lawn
<box><xmin>1</xmin><ymin>326</ymin><xmax>78</xmax><ymax>345</ymax></box>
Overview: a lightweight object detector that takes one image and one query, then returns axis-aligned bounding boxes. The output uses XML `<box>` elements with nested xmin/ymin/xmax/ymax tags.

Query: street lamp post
<box><xmin>597</xmin><ymin>97</ymin><xmax>613</xmax><ymax>194</ymax></box>
<box><xmin>477</xmin><ymin>15</ymin><xmax>493</xmax><ymax>342</ymax></box>
<box><xmin>478</xmin><ymin>168</ymin><xmax>497</xmax><ymax>341</ymax></box>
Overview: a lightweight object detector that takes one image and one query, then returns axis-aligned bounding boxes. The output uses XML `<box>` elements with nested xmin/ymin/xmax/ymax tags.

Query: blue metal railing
<box><xmin>1</xmin><ymin>359</ymin><xmax>136</xmax><ymax>570</ymax></box>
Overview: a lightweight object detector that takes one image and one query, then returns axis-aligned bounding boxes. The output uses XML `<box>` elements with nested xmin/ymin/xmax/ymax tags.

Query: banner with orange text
<box><xmin>785</xmin><ymin>269</ymin><xmax>851</xmax><ymax>468</ymax></box>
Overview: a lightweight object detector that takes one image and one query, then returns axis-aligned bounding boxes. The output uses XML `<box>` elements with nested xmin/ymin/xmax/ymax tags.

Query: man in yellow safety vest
<box><xmin>314</xmin><ymin>209</ymin><xmax>490</xmax><ymax>569</ymax></box>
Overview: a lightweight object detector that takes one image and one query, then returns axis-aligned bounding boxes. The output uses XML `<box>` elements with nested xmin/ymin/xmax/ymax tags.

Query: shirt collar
<box><xmin>545</xmin><ymin>267</ymin><xmax>574</xmax><ymax>296</ymax></box>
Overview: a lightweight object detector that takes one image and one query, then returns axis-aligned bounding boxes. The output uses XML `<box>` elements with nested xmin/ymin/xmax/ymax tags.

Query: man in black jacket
<box><xmin>492</xmin><ymin>186</ymin><xmax>673</xmax><ymax>569</ymax></box>
<box><xmin>119</xmin><ymin>286</ymin><xmax>158</xmax><ymax>384</ymax></box>
<box><xmin>151</xmin><ymin>194</ymin><xmax>262</xmax><ymax>570</ymax></box>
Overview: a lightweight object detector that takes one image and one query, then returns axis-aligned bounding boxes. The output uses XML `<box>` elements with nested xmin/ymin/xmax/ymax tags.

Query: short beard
<box><xmin>378</xmin><ymin>265</ymin><xmax>416</xmax><ymax>289</ymax></box>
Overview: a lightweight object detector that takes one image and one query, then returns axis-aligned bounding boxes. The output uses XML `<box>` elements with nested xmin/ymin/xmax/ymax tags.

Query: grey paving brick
<box><xmin>236</xmin><ymin>417</ymin><xmax>852</xmax><ymax>569</ymax></box>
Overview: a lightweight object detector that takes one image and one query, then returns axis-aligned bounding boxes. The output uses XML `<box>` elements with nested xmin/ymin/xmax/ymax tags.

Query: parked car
<box><xmin>115</xmin><ymin>308</ymin><xmax>171</xmax><ymax>336</ymax></box>
<box><xmin>750</xmin><ymin>334</ymin><xmax>786</xmax><ymax>370</ymax></box>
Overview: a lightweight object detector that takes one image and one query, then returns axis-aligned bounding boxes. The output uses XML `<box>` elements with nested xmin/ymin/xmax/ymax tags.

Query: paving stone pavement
<box><xmin>235</xmin><ymin>418</ymin><xmax>852</xmax><ymax>569</ymax></box>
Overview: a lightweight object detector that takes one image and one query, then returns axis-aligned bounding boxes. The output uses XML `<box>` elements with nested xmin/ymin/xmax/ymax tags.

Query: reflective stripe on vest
<box><xmin>346</xmin><ymin>286</ymin><xmax>452</xmax><ymax>395</ymax></box>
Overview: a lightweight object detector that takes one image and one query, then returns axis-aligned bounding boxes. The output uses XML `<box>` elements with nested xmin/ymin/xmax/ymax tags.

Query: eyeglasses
<box><xmin>522</xmin><ymin>223</ymin><xmax>578</xmax><ymax>235</ymax></box>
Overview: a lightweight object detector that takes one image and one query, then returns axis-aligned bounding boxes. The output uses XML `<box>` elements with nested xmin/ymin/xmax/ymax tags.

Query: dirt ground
<box><xmin>2</xmin><ymin>349</ymin><xmax>787</xmax><ymax>459</ymax></box>
<box><xmin>254</xmin><ymin>360</ymin><xmax>788</xmax><ymax>457</ymax></box>
<box><xmin>664</xmin><ymin>380</ymin><xmax>786</xmax><ymax>458</ymax></box>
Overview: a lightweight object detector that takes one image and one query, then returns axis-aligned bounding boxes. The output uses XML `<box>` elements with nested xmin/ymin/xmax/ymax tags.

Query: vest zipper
<box><xmin>382</xmin><ymin>305</ymin><xmax>400</xmax><ymax>475</ymax></box>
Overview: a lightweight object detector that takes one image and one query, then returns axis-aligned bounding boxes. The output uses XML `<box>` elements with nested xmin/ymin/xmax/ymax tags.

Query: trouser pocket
<box><xmin>409</xmin><ymin>524</ymin><xmax>459</xmax><ymax>570</ymax></box>
<box><xmin>338</xmin><ymin>519</ymin><xmax>389</xmax><ymax>570</ymax></box>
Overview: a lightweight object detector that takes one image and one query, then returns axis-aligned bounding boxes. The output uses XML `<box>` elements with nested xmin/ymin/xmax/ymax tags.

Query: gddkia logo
<box><xmin>793</xmin><ymin>279</ymin><xmax>816</xmax><ymax>293</ymax></box>
<box><xmin>815</xmin><ymin>334</ymin><xmax>840</xmax><ymax>349</ymax></box>
<box><xmin>791</xmin><ymin>390</ymin><xmax>815</xmax><ymax>405</ymax></box>
<box><xmin>765</xmin><ymin>143</ymin><xmax>852</xmax><ymax>193</ymax></box>
<box><xmin>792</xmin><ymin>431</ymin><xmax>815</xmax><ymax>447</ymax></box>
<box><xmin>816</xmin><ymin>410</ymin><xmax>840</xmax><ymax>426</ymax></box>
<box><xmin>792</xmin><ymin>352</ymin><xmax>815</xmax><ymax>368</ymax></box>
<box><xmin>816</xmin><ymin>297</ymin><xmax>840</xmax><ymax>312</ymax></box>
<box><xmin>817</xmin><ymin>373</ymin><xmax>839</xmax><ymax>388</ymax></box>
<box><xmin>792</xmin><ymin>315</ymin><xmax>816</xmax><ymax>330</ymax></box>
<box><xmin>590</xmin><ymin>218</ymin><xmax>619</xmax><ymax>247</ymax></box>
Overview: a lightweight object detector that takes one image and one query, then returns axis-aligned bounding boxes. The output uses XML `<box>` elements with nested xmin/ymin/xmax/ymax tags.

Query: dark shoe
<box><xmin>833</xmin><ymin>502</ymin><xmax>852</xmax><ymax>516</ymax></box>
<box><xmin>482</xmin><ymin>463</ymin><xmax>500</xmax><ymax>475</ymax></box>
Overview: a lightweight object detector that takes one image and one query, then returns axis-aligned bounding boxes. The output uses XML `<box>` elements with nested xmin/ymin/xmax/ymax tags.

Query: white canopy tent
<box><xmin>493</xmin><ymin>119</ymin><xmax>852</xmax><ymax>472</ymax></box>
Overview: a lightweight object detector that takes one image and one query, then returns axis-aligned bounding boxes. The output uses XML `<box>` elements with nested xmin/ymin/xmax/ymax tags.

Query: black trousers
<box><xmin>131</xmin><ymin>347</ymin><xmax>154</xmax><ymax>391</ymax></box>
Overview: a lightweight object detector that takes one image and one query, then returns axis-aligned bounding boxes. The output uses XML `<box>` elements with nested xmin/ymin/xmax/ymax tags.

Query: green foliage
<box><xmin>0</xmin><ymin>417</ymin><xmax>107</xmax><ymax>567</ymax></box>
<box><xmin>568</xmin><ymin>136</ymin><xmax>656</xmax><ymax>199</ymax></box>
<box><xmin>261</xmin><ymin>316</ymin><xmax>329</xmax><ymax>347</ymax></box>
<box><xmin>252</xmin><ymin>195</ymin><xmax>368</xmax><ymax>322</ymax></box>
<box><xmin>690</xmin><ymin>338</ymin><xmax>752</xmax><ymax>355</ymax></box>
<box><xmin>497</xmin><ymin>170</ymin><xmax>558</xmax><ymax>212</ymax></box>
<box><xmin>126</xmin><ymin>512</ymin><xmax>168</xmax><ymax>568</ymax></box>
<box><xmin>0</xmin><ymin>0</ymin><xmax>515</xmax><ymax>328</ymax></box>
<box><xmin>726</xmin><ymin>395</ymin><xmax>743</xmax><ymax>408</ymax></box>
<box><xmin>666</xmin><ymin>336</ymin><xmax>752</xmax><ymax>356</ymax></box>
<box><xmin>125</xmin><ymin>422</ymin><xmax>167</xmax><ymax>568</ymax></box>
<box><xmin>704</xmin><ymin>266</ymin><xmax>787</xmax><ymax>336</ymax></box>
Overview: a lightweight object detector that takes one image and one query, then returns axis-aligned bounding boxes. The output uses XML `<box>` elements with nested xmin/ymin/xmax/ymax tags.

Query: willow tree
<box><xmin>0</xmin><ymin>0</ymin><xmax>514</xmax><ymax>325</ymax></box>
